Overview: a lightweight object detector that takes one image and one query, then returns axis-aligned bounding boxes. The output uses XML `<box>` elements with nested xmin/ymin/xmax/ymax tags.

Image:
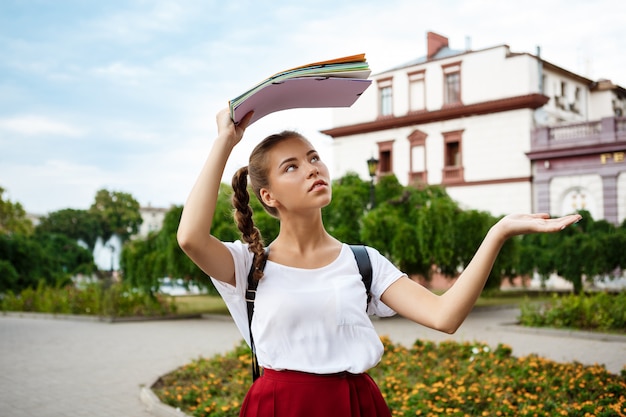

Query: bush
<box><xmin>520</xmin><ymin>292</ymin><xmax>626</xmax><ymax>333</ymax></box>
<box><xmin>151</xmin><ymin>337</ymin><xmax>626</xmax><ymax>417</ymax></box>
<box><xmin>0</xmin><ymin>281</ymin><xmax>177</xmax><ymax>317</ymax></box>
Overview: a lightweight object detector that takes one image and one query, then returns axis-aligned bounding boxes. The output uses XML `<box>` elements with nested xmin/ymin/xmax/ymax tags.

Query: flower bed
<box><xmin>152</xmin><ymin>337</ymin><xmax>626</xmax><ymax>417</ymax></box>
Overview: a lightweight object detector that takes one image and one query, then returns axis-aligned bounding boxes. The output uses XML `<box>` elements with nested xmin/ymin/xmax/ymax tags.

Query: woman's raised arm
<box><xmin>177</xmin><ymin>109</ymin><xmax>253</xmax><ymax>285</ymax></box>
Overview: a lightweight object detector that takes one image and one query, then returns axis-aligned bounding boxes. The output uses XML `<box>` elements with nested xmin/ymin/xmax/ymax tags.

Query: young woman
<box><xmin>177</xmin><ymin>108</ymin><xmax>581</xmax><ymax>417</ymax></box>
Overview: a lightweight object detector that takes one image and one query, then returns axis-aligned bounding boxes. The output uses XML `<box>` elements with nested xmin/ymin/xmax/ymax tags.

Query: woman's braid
<box><xmin>231</xmin><ymin>166</ymin><xmax>266</xmax><ymax>280</ymax></box>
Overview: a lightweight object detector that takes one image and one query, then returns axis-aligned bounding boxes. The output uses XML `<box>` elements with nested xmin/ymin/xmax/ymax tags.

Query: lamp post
<box><xmin>367</xmin><ymin>156</ymin><xmax>379</xmax><ymax>209</ymax></box>
<box><xmin>106</xmin><ymin>243</ymin><xmax>115</xmax><ymax>276</ymax></box>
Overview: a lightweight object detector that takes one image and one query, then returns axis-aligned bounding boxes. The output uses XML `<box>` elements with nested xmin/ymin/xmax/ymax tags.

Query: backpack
<box><xmin>245</xmin><ymin>245</ymin><xmax>372</xmax><ymax>382</ymax></box>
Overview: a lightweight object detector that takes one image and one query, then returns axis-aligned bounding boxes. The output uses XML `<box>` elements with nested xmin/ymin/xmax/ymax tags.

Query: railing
<box><xmin>549</xmin><ymin>120</ymin><xmax>602</xmax><ymax>141</ymax></box>
<box><xmin>409</xmin><ymin>171</ymin><xmax>427</xmax><ymax>184</ymax></box>
<box><xmin>442</xmin><ymin>166</ymin><xmax>464</xmax><ymax>184</ymax></box>
<box><xmin>532</xmin><ymin>116</ymin><xmax>626</xmax><ymax>150</ymax></box>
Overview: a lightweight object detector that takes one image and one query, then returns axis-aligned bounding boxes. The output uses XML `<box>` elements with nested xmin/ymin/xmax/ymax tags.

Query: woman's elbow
<box><xmin>176</xmin><ymin>228</ymin><xmax>194</xmax><ymax>254</ymax></box>
<box><xmin>432</xmin><ymin>317</ymin><xmax>462</xmax><ymax>335</ymax></box>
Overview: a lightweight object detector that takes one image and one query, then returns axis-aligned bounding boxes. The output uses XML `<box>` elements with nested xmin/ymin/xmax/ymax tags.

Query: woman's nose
<box><xmin>306</xmin><ymin>164</ymin><xmax>320</xmax><ymax>177</ymax></box>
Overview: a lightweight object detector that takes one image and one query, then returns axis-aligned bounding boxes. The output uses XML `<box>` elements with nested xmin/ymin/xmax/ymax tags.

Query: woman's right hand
<box><xmin>216</xmin><ymin>108</ymin><xmax>253</xmax><ymax>147</ymax></box>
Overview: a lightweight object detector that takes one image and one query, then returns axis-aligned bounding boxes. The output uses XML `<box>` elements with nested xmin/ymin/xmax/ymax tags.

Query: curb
<box><xmin>140</xmin><ymin>385</ymin><xmax>191</xmax><ymax>417</ymax></box>
<box><xmin>1</xmin><ymin>311</ymin><xmax>204</xmax><ymax>323</ymax></box>
<box><xmin>502</xmin><ymin>322</ymin><xmax>626</xmax><ymax>343</ymax></box>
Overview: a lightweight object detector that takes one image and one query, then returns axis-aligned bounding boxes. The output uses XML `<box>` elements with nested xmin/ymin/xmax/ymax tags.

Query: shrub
<box><xmin>520</xmin><ymin>292</ymin><xmax>626</xmax><ymax>333</ymax></box>
<box><xmin>152</xmin><ymin>337</ymin><xmax>626</xmax><ymax>417</ymax></box>
<box><xmin>0</xmin><ymin>281</ymin><xmax>177</xmax><ymax>317</ymax></box>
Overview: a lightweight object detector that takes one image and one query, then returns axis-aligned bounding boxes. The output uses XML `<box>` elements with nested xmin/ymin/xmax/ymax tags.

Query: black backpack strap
<box><xmin>349</xmin><ymin>245</ymin><xmax>372</xmax><ymax>310</ymax></box>
<box><xmin>246</xmin><ymin>247</ymin><xmax>269</xmax><ymax>382</ymax></box>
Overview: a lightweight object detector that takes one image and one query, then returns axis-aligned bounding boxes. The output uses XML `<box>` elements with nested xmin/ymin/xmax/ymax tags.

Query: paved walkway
<box><xmin>1</xmin><ymin>309</ymin><xmax>624</xmax><ymax>417</ymax></box>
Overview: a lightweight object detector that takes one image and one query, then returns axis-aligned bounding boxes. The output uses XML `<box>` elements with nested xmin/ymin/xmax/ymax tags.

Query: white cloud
<box><xmin>0</xmin><ymin>160</ymin><xmax>106</xmax><ymax>214</ymax></box>
<box><xmin>92</xmin><ymin>62</ymin><xmax>154</xmax><ymax>84</ymax></box>
<box><xmin>86</xmin><ymin>0</ymin><xmax>194</xmax><ymax>43</ymax></box>
<box><xmin>0</xmin><ymin>115</ymin><xmax>85</xmax><ymax>137</ymax></box>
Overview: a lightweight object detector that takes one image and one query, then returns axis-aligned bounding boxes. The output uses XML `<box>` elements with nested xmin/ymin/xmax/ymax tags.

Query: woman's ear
<box><xmin>260</xmin><ymin>188</ymin><xmax>277</xmax><ymax>208</ymax></box>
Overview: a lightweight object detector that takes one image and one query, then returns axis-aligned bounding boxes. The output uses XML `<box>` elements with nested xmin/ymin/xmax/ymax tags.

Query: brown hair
<box><xmin>231</xmin><ymin>130</ymin><xmax>308</xmax><ymax>279</ymax></box>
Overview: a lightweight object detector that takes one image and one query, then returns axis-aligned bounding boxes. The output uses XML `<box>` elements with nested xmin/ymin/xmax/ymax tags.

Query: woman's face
<box><xmin>261</xmin><ymin>136</ymin><xmax>332</xmax><ymax>214</ymax></box>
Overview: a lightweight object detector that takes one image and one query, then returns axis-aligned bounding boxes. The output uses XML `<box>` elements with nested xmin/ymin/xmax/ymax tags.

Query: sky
<box><xmin>1</xmin><ymin>0</ymin><xmax>625</xmax><ymax>216</ymax></box>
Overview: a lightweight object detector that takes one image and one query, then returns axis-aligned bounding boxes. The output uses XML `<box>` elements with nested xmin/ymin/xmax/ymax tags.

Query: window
<box><xmin>570</xmin><ymin>86</ymin><xmax>581</xmax><ymax>113</ymax></box>
<box><xmin>442</xmin><ymin>62</ymin><xmax>461</xmax><ymax>105</ymax></box>
<box><xmin>442</xmin><ymin>130</ymin><xmax>464</xmax><ymax>184</ymax></box>
<box><xmin>377</xmin><ymin>140</ymin><xmax>394</xmax><ymax>174</ymax></box>
<box><xmin>408</xmin><ymin>129</ymin><xmax>427</xmax><ymax>184</ymax></box>
<box><xmin>377</xmin><ymin>77</ymin><xmax>393</xmax><ymax>116</ymax></box>
<box><xmin>446</xmin><ymin>141</ymin><xmax>460</xmax><ymax>166</ymax></box>
<box><xmin>555</xmin><ymin>81</ymin><xmax>567</xmax><ymax>109</ymax></box>
<box><xmin>408</xmin><ymin>71</ymin><xmax>426</xmax><ymax>112</ymax></box>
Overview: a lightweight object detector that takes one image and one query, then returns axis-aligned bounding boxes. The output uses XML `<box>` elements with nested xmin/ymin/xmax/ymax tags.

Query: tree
<box><xmin>323</xmin><ymin>172</ymin><xmax>370</xmax><ymax>243</ymax></box>
<box><xmin>0</xmin><ymin>186</ymin><xmax>33</xmax><ymax>235</ymax></box>
<box><xmin>157</xmin><ymin>206</ymin><xmax>216</xmax><ymax>287</ymax></box>
<box><xmin>518</xmin><ymin>210</ymin><xmax>625</xmax><ymax>294</ymax></box>
<box><xmin>36</xmin><ymin>208</ymin><xmax>102</xmax><ymax>251</ymax></box>
<box><xmin>89</xmin><ymin>189</ymin><xmax>143</xmax><ymax>242</ymax></box>
<box><xmin>361</xmin><ymin>183</ymin><xmax>453</xmax><ymax>279</ymax></box>
<box><xmin>121</xmin><ymin>205</ymin><xmax>222</xmax><ymax>295</ymax></box>
<box><xmin>0</xmin><ymin>232</ymin><xmax>95</xmax><ymax>293</ymax></box>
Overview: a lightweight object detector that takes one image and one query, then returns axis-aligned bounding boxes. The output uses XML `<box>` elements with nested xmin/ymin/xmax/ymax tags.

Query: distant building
<box><xmin>135</xmin><ymin>205</ymin><xmax>169</xmax><ymax>239</ymax></box>
<box><xmin>322</xmin><ymin>31</ymin><xmax>626</xmax><ymax>224</ymax></box>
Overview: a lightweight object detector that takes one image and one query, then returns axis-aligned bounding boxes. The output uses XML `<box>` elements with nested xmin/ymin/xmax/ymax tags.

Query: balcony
<box><xmin>529</xmin><ymin>116</ymin><xmax>626</xmax><ymax>160</ymax></box>
<box><xmin>442</xmin><ymin>166</ymin><xmax>464</xmax><ymax>184</ymax></box>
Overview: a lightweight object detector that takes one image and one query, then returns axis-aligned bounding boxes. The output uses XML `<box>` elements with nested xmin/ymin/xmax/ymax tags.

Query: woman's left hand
<box><xmin>493</xmin><ymin>213</ymin><xmax>582</xmax><ymax>240</ymax></box>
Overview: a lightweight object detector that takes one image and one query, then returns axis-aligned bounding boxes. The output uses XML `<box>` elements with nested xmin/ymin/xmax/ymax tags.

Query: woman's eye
<box><xmin>311</xmin><ymin>155</ymin><xmax>320</xmax><ymax>163</ymax></box>
<box><xmin>285</xmin><ymin>164</ymin><xmax>296</xmax><ymax>172</ymax></box>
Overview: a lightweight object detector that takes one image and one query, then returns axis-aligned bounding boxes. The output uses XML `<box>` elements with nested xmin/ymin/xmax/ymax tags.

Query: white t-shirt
<box><xmin>211</xmin><ymin>241</ymin><xmax>405</xmax><ymax>374</ymax></box>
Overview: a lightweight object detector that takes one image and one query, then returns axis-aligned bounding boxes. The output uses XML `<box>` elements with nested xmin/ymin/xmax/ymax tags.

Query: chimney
<box><xmin>427</xmin><ymin>31</ymin><xmax>448</xmax><ymax>59</ymax></box>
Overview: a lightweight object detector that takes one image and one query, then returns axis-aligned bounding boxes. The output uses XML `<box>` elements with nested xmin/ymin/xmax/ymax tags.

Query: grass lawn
<box><xmin>169</xmin><ymin>290</ymin><xmax>548</xmax><ymax>316</ymax></box>
<box><xmin>169</xmin><ymin>294</ymin><xmax>229</xmax><ymax>315</ymax></box>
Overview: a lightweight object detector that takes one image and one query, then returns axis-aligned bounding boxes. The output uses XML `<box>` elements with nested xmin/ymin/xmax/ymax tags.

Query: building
<box><xmin>135</xmin><ymin>205</ymin><xmax>169</xmax><ymax>239</ymax></box>
<box><xmin>322</xmin><ymin>32</ymin><xmax>626</xmax><ymax>224</ymax></box>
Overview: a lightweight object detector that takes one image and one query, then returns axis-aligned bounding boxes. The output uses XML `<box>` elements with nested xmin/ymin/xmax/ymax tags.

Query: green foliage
<box><xmin>152</xmin><ymin>337</ymin><xmax>626</xmax><ymax>417</ymax></box>
<box><xmin>0</xmin><ymin>259</ymin><xmax>19</xmax><ymax>291</ymax></box>
<box><xmin>0</xmin><ymin>232</ymin><xmax>95</xmax><ymax>293</ymax></box>
<box><xmin>89</xmin><ymin>189</ymin><xmax>143</xmax><ymax>242</ymax></box>
<box><xmin>520</xmin><ymin>292</ymin><xmax>626</xmax><ymax>332</ymax></box>
<box><xmin>0</xmin><ymin>281</ymin><xmax>176</xmax><ymax>317</ymax></box>
<box><xmin>210</xmin><ymin>184</ymin><xmax>240</xmax><ymax>243</ymax></box>
<box><xmin>414</xmin><ymin>195</ymin><xmax>458</xmax><ymax>276</ymax></box>
<box><xmin>323</xmin><ymin>172</ymin><xmax>369</xmax><ymax>243</ymax></box>
<box><xmin>121</xmin><ymin>233</ymin><xmax>163</xmax><ymax>293</ymax></box>
<box><xmin>374</xmin><ymin>174</ymin><xmax>405</xmax><ymax>203</ymax></box>
<box><xmin>248</xmin><ymin>190</ymin><xmax>279</xmax><ymax>244</ymax></box>
<box><xmin>121</xmin><ymin>206</ymin><xmax>216</xmax><ymax>295</ymax></box>
<box><xmin>0</xmin><ymin>186</ymin><xmax>33</xmax><ymax>235</ymax></box>
<box><xmin>36</xmin><ymin>208</ymin><xmax>102</xmax><ymax>251</ymax></box>
<box><xmin>519</xmin><ymin>210</ymin><xmax>626</xmax><ymax>293</ymax></box>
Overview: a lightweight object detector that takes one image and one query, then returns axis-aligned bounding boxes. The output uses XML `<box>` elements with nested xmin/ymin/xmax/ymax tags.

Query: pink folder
<box><xmin>232</xmin><ymin>77</ymin><xmax>372</xmax><ymax>126</ymax></box>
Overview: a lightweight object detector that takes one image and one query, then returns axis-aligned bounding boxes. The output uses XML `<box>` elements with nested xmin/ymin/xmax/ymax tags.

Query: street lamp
<box><xmin>367</xmin><ymin>156</ymin><xmax>379</xmax><ymax>209</ymax></box>
<box><xmin>106</xmin><ymin>243</ymin><xmax>115</xmax><ymax>276</ymax></box>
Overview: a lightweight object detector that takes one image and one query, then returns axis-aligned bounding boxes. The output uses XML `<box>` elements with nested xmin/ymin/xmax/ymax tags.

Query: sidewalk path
<box><xmin>1</xmin><ymin>309</ymin><xmax>624</xmax><ymax>417</ymax></box>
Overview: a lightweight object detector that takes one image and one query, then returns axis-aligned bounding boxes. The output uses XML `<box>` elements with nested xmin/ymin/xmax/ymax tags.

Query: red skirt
<box><xmin>239</xmin><ymin>368</ymin><xmax>391</xmax><ymax>417</ymax></box>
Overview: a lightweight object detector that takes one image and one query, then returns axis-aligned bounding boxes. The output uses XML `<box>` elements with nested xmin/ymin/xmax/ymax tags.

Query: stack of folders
<box><xmin>229</xmin><ymin>54</ymin><xmax>372</xmax><ymax>126</ymax></box>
